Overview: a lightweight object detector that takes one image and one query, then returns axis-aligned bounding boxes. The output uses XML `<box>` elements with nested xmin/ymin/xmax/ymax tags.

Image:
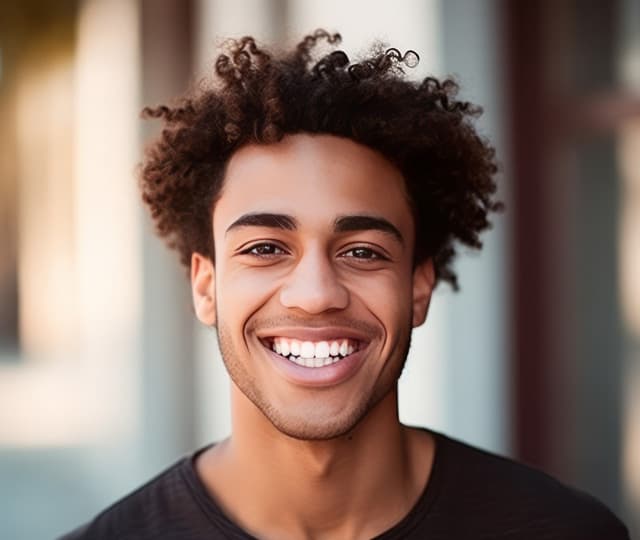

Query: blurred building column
<box><xmin>439</xmin><ymin>0</ymin><xmax>509</xmax><ymax>454</ymax></box>
<box><xmin>138</xmin><ymin>0</ymin><xmax>199</xmax><ymax>472</ymax></box>
<box><xmin>503</xmin><ymin>0</ymin><xmax>579</xmax><ymax>474</ymax></box>
<box><xmin>618</xmin><ymin>0</ymin><xmax>640</xmax><ymax>531</ymax></box>
<box><xmin>503</xmin><ymin>0</ymin><xmax>640</xmax><ymax>530</ymax></box>
<box><xmin>73</xmin><ymin>0</ymin><xmax>142</xmax><ymax>442</ymax></box>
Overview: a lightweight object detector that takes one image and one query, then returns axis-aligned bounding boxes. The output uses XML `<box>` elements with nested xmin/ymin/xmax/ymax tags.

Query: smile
<box><xmin>263</xmin><ymin>337</ymin><xmax>361</xmax><ymax>368</ymax></box>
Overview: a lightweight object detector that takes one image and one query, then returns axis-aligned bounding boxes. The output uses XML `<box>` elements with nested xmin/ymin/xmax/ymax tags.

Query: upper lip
<box><xmin>255</xmin><ymin>326</ymin><xmax>373</xmax><ymax>344</ymax></box>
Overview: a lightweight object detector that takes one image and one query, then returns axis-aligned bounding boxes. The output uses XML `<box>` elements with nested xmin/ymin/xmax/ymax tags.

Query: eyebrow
<box><xmin>226</xmin><ymin>213</ymin><xmax>298</xmax><ymax>235</ymax></box>
<box><xmin>225</xmin><ymin>212</ymin><xmax>403</xmax><ymax>244</ymax></box>
<box><xmin>334</xmin><ymin>215</ymin><xmax>404</xmax><ymax>245</ymax></box>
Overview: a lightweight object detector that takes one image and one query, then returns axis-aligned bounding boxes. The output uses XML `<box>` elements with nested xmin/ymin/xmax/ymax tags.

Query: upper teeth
<box><xmin>272</xmin><ymin>338</ymin><xmax>356</xmax><ymax>360</ymax></box>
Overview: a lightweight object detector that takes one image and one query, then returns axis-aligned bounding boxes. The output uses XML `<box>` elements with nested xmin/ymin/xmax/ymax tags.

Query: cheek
<box><xmin>216</xmin><ymin>265</ymin><xmax>283</xmax><ymax>316</ymax></box>
<box><xmin>346</xmin><ymin>269</ymin><xmax>414</xmax><ymax>324</ymax></box>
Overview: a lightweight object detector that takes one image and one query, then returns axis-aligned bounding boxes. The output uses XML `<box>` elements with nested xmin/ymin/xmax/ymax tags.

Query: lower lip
<box><xmin>263</xmin><ymin>345</ymin><xmax>367</xmax><ymax>388</ymax></box>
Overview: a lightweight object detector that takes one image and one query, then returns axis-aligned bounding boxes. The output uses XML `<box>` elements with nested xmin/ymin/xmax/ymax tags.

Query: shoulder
<box><xmin>57</xmin><ymin>454</ymin><xmax>206</xmax><ymax>540</ymax></box>
<box><xmin>428</xmin><ymin>431</ymin><xmax>629</xmax><ymax>539</ymax></box>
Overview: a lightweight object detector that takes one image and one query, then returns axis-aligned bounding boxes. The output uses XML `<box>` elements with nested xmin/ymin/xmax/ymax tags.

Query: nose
<box><xmin>279</xmin><ymin>246</ymin><xmax>349</xmax><ymax>314</ymax></box>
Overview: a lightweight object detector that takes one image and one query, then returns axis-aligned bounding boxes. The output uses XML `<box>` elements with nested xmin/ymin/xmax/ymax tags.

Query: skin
<box><xmin>191</xmin><ymin>134</ymin><xmax>437</xmax><ymax>540</ymax></box>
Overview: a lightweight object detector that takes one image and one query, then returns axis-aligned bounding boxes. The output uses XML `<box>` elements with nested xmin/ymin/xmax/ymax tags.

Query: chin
<box><xmin>257</xmin><ymin>388</ymin><xmax>393</xmax><ymax>442</ymax></box>
<box><xmin>264</xmin><ymin>412</ymin><xmax>365</xmax><ymax>441</ymax></box>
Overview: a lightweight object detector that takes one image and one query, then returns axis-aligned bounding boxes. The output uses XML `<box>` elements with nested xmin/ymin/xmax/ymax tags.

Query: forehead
<box><xmin>214</xmin><ymin>134</ymin><xmax>414</xmax><ymax>236</ymax></box>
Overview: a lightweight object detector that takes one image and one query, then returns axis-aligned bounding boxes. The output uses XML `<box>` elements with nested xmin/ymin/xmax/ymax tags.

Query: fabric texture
<box><xmin>58</xmin><ymin>430</ymin><xmax>630</xmax><ymax>539</ymax></box>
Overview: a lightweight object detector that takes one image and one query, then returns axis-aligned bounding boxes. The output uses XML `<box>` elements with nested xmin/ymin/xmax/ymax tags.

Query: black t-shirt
<box><xmin>59</xmin><ymin>430</ymin><xmax>630</xmax><ymax>539</ymax></box>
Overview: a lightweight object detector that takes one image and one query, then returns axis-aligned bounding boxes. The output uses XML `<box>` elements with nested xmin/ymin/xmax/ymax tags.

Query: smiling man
<box><xmin>61</xmin><ymin>31</ymin><xmax>629</xmax><ymax>540</ymax></box>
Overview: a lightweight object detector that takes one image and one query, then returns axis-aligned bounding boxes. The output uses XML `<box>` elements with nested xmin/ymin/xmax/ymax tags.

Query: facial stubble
<box><xmin>214</xmin><ymin>311</ymin><xmax>413</xmax><ymax>441</ymax></box>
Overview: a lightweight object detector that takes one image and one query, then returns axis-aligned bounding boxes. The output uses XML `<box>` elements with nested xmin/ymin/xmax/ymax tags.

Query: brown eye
<box><xmin>341</xmin><ymin>247</ymin><xmax>387</xmax><ymax>261</ymax></box>
<box><xmin>241</xmin><ymin>243</ymin><xmax>286</xmax><ymax>257</ymax></box>
<box><xmin>348</xmin><ymin>248</ymin><xmax>377</xmax><ymax>259</ymax></box>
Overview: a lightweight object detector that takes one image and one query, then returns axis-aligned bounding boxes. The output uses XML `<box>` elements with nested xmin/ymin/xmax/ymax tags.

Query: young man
<box><xmin>61</xmin><ymin>31</ymin><xmax>629</xmax><ymax>539</ymax></box>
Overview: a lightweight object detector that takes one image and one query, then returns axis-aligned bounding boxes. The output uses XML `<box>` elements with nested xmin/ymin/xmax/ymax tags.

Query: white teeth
<box><xmin>290</xmin><ymin>355</ymin><xmax>303</xmax><ymax>367</ymax></box>
<box><xmin>315</xmin><ymin>341</ymin><xmax>330</xmax><ymax>358</ymax></box>
<box><xmin>269</xmin><ymin>337</ymin><xmax>360</xmax><ymax>368</ymax></box>
<box><xmin>300</xmin><ymin>341</ymin><xmax>315</xmax><ymax>359</ymax></box>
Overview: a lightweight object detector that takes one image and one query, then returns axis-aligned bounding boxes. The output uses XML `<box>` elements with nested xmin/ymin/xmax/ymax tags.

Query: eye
<box><xmin>340</xmin><ymin>246</ymin><xmax>388</xmax><ymax>261</ymax></box>
<box><xmin>240</xmin><ymin>242</ymin><xmax>287</xmax><ymax>257</ymax></box>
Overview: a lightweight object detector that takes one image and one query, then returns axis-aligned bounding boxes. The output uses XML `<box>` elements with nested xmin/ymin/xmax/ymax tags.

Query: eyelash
<box><xmin>239</xmin><ymin>243</ymin><xmax>389</xmax><ymax>262</ymax></box>
<box><xmin>239</xmin><ymin>242</ymin><xmax>287</xmax><ymax>257</ymax></box>
<box><xmin>340</xmin><ymin>247</ymin><xmax>388</xmax><ymax>261</ymax></box>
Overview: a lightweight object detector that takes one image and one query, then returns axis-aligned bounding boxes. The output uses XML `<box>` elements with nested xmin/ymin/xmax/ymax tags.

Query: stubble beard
<box><xmin>215</xmin><ymin>316</ymin><xmax>413</xmax><ymax>442</ymax></box>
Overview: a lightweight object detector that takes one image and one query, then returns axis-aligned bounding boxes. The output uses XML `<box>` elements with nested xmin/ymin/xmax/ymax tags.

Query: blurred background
<box><xmin>0</xmin><ymin>0</ymin><xmax>639</xmax><ymax>537</ymax></box>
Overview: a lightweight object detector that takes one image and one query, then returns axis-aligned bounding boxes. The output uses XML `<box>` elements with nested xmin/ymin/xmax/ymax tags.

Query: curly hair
<box><xmin>140</xmin><ymin>30</ymin><xmax>502</xmax><ymax>290</ymax></box>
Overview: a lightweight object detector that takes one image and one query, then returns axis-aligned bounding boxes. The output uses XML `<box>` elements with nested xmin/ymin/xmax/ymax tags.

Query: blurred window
<box><xmin>0</xmin><ymin>1</ymin><xmax>77</xmax><ymax>361</ymax></box>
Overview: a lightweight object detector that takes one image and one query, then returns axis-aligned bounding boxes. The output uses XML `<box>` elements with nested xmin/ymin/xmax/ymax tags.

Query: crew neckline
<box><xmin>180</xmin><ymin>428</ymin><xmax>448</xmax><ymax>539</ymax></box>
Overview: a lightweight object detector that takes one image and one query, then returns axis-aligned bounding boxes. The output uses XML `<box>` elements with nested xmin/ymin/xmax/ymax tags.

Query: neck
<box><xmin>197</xmin><ymin>385</ymin><xmax>435</xmax><ymax>540</ymax></box>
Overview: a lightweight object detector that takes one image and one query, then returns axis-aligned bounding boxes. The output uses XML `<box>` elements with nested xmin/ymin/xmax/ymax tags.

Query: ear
<box><xmin>412</xmin><ymin>258</ymin><xmax>436</xmax><ymax>327</ymax></box>
<box><xmin>191</xmin><ymin>252</ymin><xmax>216</xmax><ymax>326</ymax></box>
